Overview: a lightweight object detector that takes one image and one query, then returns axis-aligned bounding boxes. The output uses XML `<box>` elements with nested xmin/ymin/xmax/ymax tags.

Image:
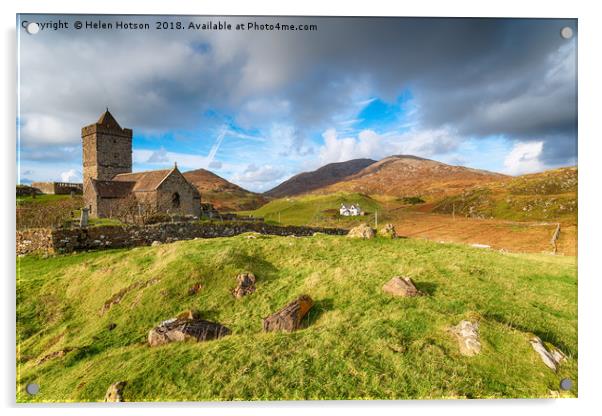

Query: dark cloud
<box><xmin>18</xmin><ymin>15</ymin><xmax>577</xmax><ymax>168</ymax></box>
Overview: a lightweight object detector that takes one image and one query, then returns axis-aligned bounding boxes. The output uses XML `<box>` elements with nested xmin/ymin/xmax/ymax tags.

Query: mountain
<box><xmin>183</xmin><ymin>169</ymin><xmax>268</xmax><ymax>211</ymax></box>
<box><xmin>264</xmin><ymin>158</ymin><xmax>377</xmax><ymax>198</ymax></box>
<box><xmin>318</xmin><ymin>155</ymin><xmax>507</xmax><ymax>197</ymax></box>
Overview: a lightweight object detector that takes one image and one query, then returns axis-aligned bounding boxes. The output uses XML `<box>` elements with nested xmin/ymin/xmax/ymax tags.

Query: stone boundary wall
<box><xmin>31</xmin><ymin>182</ymin><xmax>83</xmax><ymax>195</ymax></box>
<box><xmin>16</xmin><ymin>222</ymin><xmax>348</xmax><ymax>255</ymax></box>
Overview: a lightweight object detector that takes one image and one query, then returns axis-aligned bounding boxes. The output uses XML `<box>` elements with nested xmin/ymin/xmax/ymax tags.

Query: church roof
<box><xmin>112</xmin><ymin>169</ymin><xmax>173</xmax><ymax>192</ymax></box>
<box><xmin>91</xmin><ymin>179</ymin><xmax>135</xmax><ymax>198</ymax></box>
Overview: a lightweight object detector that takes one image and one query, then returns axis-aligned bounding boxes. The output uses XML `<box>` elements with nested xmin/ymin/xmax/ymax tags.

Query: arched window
<box><xmin>172</xmin><ymin>192</ymin><xmax>180</xmax><ymax>208</ymax></box>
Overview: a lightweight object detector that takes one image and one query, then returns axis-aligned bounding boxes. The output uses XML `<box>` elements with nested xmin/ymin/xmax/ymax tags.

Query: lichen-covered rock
<box><xmin>382</xmin><ymin>276</ymin><xmax>422</xmax><ymax>297</ymax></box>
<box><xmin>233</xmin><ymin>272</ymin><xmax>256</xmax><ymax>299</ymax></box>
<box><xmin>529</xmin><ymin>336</ymin><xmax>566</xmax><ymax>371</ymax></box>
<box><xmin>104</xmin><ymin>381</ymin><xmax>126</xmax><ymax>402</ymax></box>
<box><xmin>148</xmin><ymin>313</ymin><xmax>231</xmax><ymax>347</ymax></box>
<box><xmin>347</xmin><ymin>224</ymin><xmax>375</xmax><ymax>239</ymax></box>
<box><xmin>449</xmin><ymin>320</ymin><xmax>482</xmax><ymax>356</ymax></box>
<box><xmin>151</xmin><ymin>240</ymin><xmax>162</xmax><ymax>247</ymax></box>
<box><xmin>380</xmin><ymin>223</ymin><xmax>397</xmax><ymax>239</ymax></box>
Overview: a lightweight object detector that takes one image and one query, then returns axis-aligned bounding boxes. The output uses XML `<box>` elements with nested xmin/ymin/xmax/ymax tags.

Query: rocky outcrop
<box><xmin>382</xmin><ymin>276</ymin><xmax>422</xmax><ymax>297</ymax></box>
<box><xmin>263</xmin><ymin>295</ymin><xmax>314</xmax><ymax>332</ymax></box>
<box><xmin>347</xmin><ymin>224</ymin><xmax>375</xmax><ymax>239</ymax></box>
<box><xmin>233</xmin><ymin>272</ymin><xmax>256</xmax><ymax>298</ymax></box>
<box><xmin>148</xmin><ymin>312</ymin><xmax>231</xmax><ymax>347</ymax></box>
<box><xmin>449</xmin><ymin>320</ymin><xmax>482</xmax><ymax>356</ymax></box>
<box><xmin>530</xmin><ymin>336</ymin><xmax>566</xmax><ymax>371</ymax></box>
<box><xmin>380</xmin><ymin>223</ymin><xmax>397</xmax><ymax>239</ymax></box>
<box><xmin>104</xmin><ymin>381</ymin><xmax>126</xmax><ymax>402</ymax></box>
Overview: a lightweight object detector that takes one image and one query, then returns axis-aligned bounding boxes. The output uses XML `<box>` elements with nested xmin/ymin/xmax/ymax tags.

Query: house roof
<box><xmin>91</xmin><ymin>179</ymin><xmax>136</xmax><ymax>198</ymax></box>
<box><xmin>112</xmin><ymin>169</ymin><xmax>173</xmax><ymax>192</ymax></box>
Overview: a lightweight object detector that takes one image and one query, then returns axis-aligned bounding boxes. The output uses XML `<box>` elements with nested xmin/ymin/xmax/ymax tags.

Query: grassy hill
<box><xmin>238</xmin><ymin>192</ymin><xmax>383</xmax><ymax>227</ymax></box>
<box><xmin>183</xmin><ymin>169</ymin><xmax>268</xmax><ymax>211</ymax></box>
<box><xmin>264</xmin><ymin>158</ymin><xmax>377</xmax><ymax>198</ymax></box>
<box><xmin>17</xmin><ymin>234</ymin><xmax>576</xmax><ymax>401</ymax></box>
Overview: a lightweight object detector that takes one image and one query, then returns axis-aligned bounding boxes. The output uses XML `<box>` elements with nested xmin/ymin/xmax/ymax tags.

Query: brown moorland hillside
<box><xmin>264</xmin><ymin>158</ymin><xmax>377</xmax><ymax>198</ymax></box>
<box><xmin>432</xmin><ymin>166</ymin><xmax>577</xmax><ymax>223</ymax></box>
<box><xmin>318</xmin><ymin>155</ymin><xmax>507</xmax><ymax>198</ymax></box>
<box><xmin>183</xmin><ymin>169</ymin><xmax>268</xmax><ymax>211</ymax></box>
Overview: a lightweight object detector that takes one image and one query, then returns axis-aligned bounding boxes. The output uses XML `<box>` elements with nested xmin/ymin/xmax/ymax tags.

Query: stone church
<box><xmin>82</xmin><ymin>110</ymin><xmax>201</xmax><ymax>219</ymax></box>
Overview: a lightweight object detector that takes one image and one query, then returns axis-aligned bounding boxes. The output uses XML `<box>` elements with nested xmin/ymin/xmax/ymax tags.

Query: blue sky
<box><xmin>17</xmin><ymin>16</ymin><xmax>577</xmax><ymax>192</ymax></box>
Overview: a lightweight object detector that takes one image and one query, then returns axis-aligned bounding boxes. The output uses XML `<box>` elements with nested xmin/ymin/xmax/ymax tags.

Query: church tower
<box><xmin>82</xmin><ymin>109</ymin><xmax>133</xmax><ymax>185</ymax></box>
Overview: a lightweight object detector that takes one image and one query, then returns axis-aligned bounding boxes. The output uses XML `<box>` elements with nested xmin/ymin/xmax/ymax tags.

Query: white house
<box><xmin>340</xmin><ymin>203</ymin><xmax>362</xmax><ymax>216</ymax></box>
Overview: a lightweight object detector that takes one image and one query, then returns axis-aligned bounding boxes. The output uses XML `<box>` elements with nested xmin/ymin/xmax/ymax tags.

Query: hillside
<box><xmin>319</xmin><ymin>155</ymin><xmax>507</xmax><ymax>198</ymax></box>
<box><xmin>183</xmin><ymin>169</ymin><xmax>268</xmax><ymax>211</ymax></box>
<box><xmin>17</xmin><ymin>235</ymin><xmax>576</xmax><ymax>401</ymax></box>
<box><xmin>432</xmin><ymin>167</ymin><xmax>577</xmax><ymax>223</ymax></box>
<box><xmin>264</xmin><ymin>158</ymin><xmax>377</xmax><ymax>198</ymax></box>
<box><xmin>239</xmin><ymin>192</ymin><xmax>381</xmax><ymax>227</ymax></box>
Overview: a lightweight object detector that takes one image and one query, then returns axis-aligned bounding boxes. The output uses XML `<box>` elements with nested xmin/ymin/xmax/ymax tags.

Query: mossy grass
<box><xmin>17</xmin><ymin>234</ymin><xmax>577</xmax><ymax>402</ymax></box>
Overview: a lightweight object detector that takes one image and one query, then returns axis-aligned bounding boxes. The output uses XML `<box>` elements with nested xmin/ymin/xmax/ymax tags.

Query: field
<box><xmin>239</xmin><ymin>192</ymin><xmax>577</xmax><ymax>256</ymax></box>
<box><xmin>17</xmin><ymin>234</ymin><xmax>577</xmax><ymax>401</ymax></box>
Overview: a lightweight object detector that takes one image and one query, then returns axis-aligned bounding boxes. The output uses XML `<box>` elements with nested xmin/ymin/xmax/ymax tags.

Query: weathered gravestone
<box><xmin>263</xmin><ymin>295</ymin><xmax>314</xmax><ymax>332</ymax></box>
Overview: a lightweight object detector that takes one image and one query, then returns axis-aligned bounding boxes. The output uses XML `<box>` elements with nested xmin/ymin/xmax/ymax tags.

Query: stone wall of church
<box><xmin>156</xmin><ymin>171</ymin><xmax>201</xmax><ymax>217</ymax></box>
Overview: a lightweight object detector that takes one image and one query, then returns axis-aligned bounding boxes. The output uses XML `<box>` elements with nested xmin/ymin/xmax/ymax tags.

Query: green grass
<box><xmin>16</xmin><ymin>234</ymin><xmax>577</xmax><ymax>401</ymax></box>
<box><xmin>16</xmin><ymin>194</ymin><xmax>76</xmax><ymax>205</ymax></box>
<box><xmin>239</xmin><ymin>192</ymin><xmax>383</xmax><ymax>227</ymax></box>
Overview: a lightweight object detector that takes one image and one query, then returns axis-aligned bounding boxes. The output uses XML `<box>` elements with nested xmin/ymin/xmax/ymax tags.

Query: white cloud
<box><xmin>60</xmin><ymin>168</ymin><xmax>81</xmax><ymax>182</ymax></box>
<box><xmin>317</xmin><ymin>127</ymin><xmax>460</xmax><ymax>166</ymax></box>
<box><xmin>21</xmin><ymin>114</ymin><xmax>77</xmax><ymax>145</ymax></box>
<box><xmin>231</xmin><ymin>164</ymin><xmax>286</xmax><ymax>191</ymax></box>
<box><xmin>146</xmin><ymin>147</ymin><xmax>169</xmax><ymax>163</ymax></box>
<box><xmin>503</xmin><ymin>141</ymin><xmax>545</xmax><ymax>175</ymax></box>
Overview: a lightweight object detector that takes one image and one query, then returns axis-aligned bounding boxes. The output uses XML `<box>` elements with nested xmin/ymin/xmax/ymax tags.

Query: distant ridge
<box><xmin>319</xmin><ymin>155</ymin><xmax>506</xmax><ymax>197</ymax></box>
<box><xmin>264</xmin><ymin>158</ymin><xmax>377</xmax><ymax>198</ymax></box>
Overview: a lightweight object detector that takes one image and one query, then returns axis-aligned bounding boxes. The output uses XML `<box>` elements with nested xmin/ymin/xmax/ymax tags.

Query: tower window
<box><xmin>172</xmin><ymin>192</ymin><xmax>180</xmax><ymax>208</ymax></box>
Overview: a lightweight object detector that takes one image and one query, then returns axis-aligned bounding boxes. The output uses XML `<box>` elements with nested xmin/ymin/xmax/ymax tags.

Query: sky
<box><xmin>17</xmin><ymin>16</ymin><xmax>577</xmax><ymax>192</ymax></box>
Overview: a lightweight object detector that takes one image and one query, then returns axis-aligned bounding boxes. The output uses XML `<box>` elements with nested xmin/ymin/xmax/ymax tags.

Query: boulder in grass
<box><xmin>380</xmin><ymin>223</ymin><xmax>397</xmax><ymax>239</ymax></box>
<box><xmin>382</xmin><ymin>276</ymin><xmax>423</xmax><ymax>297</ymax></box>
<box><xmin>148</xmin><ymin>312</ymin><xmax>231</xmax><ymax>347</ymax></box>
<box><xmin>347</xmin><ymin>224</ymin><xmax>375</xmax><ymax>239</ymax></box>
<box><xmin>105</xmin><ymin>381</ymin><xmax>126</xmax><ymax>402</ymax></box>
<box><xmin>263</xmin><ymin>295</ymin><xmax>314</xmax><ymax>332</ymax></box>
<box><xmin>529</xmin><ymin>336</ymin><xmax>566</xmax><ymax>371</ymax></box>
<box><xmin>449</xmin><ymin>320</ymin><xmax>482</xmax><ymax>356</ymax></box>
<box><xmin>233</xmin><ymin>272</ymin><xmax>256</xmax><ymax>299</ymax></box>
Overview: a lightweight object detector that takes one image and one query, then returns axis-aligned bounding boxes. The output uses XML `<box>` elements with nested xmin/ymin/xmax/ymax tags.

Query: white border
<box><xmin>2</xmin><ymin>1</ymin><xmax>601</xmax><ymax>415</ymax></box>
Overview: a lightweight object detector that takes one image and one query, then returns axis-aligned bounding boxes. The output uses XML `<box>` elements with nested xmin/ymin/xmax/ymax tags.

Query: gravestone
<box><xmin>79</xmin><ymin>207</ymin><xmax>89</xmax><ymax>228</ymax></box>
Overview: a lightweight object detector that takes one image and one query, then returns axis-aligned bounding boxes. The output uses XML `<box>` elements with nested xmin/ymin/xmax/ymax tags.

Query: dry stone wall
<box><xmin>16</xmin><ymin>222</ymin><xmax>347</xmax><ymax>255</ymax></box>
